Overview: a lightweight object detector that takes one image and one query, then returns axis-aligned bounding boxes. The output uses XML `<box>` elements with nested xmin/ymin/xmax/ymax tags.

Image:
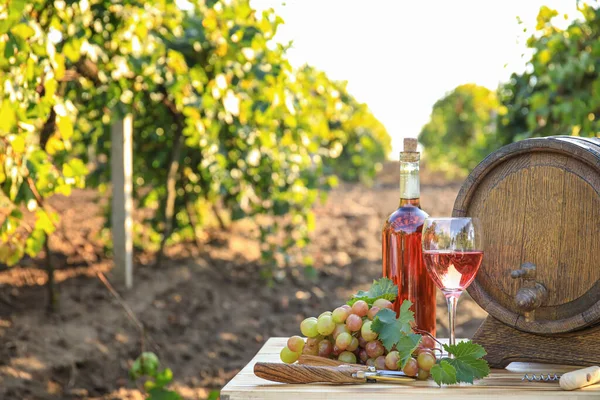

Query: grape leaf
<box><xmin>370</xmin><ymin>300</ymin><xmax>414</xmax><ymax>351</ymax></box>
<box><xmin>434</xmin><ymin>340</ymin><xmax>491</xmax><ymax>384</ymax></box>
<box><xmin>347</xmin><ymin>277</ymin><xmax>397</xmax><ymax>306</ymax></box>
<box><xmin>431</xmin><ymin>360</ymin><xmax>457</xmax><ymax>386</ymax></box>
<box><xmin>443</xmin><ymin>341</ymin><xmax>486</xmax><ymax>359</ymax></box>
<box><xmin>395</xmin><ymin>333</ymin><xmax>422</xmax><ymax>369</ymax></box>
<box><xmin>444</xmin><ymin>356</ymin><xmax>490</xmax><ymax>384</ymax></box>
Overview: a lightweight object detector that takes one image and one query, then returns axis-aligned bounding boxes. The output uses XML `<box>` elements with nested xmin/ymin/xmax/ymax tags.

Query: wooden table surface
<box><xmin>221</xmin><ymin>337</ymin><xmax>600</xmax><ymax>400</ymax></box>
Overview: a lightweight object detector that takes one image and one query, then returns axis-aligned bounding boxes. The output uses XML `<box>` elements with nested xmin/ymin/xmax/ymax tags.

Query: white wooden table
<box><xmin>221</xmin><ymin>337</ymin><xmax>600</xmax><ymax>400</ymax></box>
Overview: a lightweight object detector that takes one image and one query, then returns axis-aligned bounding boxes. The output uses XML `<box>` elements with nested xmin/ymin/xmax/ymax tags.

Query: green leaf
<box><xmin>444</xmin><ymin>356</ymin><xmax>490</xmax><ymax>384</ymax></box>
<box><xmin>4</xmin><ymin>32</ymin><xmax>18</xmax><ymax>58</ymax></box>
<box><xmin>10</xmin><ymin>136</ymin><xmax>25</xmax><ymax>154</ymax></box>
<box><xmin>370</xmin><ymin>301</ymin><xmax>414</xmax><ymax>351</ymax></box>
<box><xmin>431</xmin><ymin>360</ymin><xmax>457</xmax><ymax>386</ymax></box>
<box><xmin>11</xmin><ymin>23</ymin><xmax>35</xmax><ymax>39</ymax></box>
<box><xmin>396</xmin><ymin>333</ymin><xmax>422</xmax><ymax>369</ymax></box>
<box><xmin>0</xmin><ymin>101</ymin><xmax>16</xmax><ymax>134</ymax></box>
<box><xmin>347</xmin><ymin>277</ymin><xmax>398</xmax><ymax>306</ymax></box>
<box><xmin>443</xmin><ymin>341</ymin><xmax>487</xmax><ymax>359</ymax></box>
<box><xmin>57</xmin><ymin>115</ymin><xmax>73</xmax><ymax>140</ymax></box>
<box><xmin>63</xmin><ymin>40</ymin><xmax>81</xmax><ymax>63</ymax></box>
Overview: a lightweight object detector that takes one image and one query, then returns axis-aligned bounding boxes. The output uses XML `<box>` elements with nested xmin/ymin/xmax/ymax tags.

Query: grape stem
<box><xmin>412</xmin><ymin>328</ymin><xmax>444</xmax><ymax>347</ymax></box>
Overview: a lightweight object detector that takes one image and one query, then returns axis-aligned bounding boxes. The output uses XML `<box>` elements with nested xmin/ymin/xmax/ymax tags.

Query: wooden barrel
<box><xmin>453</xmin><ymin>136</ymin><xmax>600</xmax><ymax>334</ymax></box>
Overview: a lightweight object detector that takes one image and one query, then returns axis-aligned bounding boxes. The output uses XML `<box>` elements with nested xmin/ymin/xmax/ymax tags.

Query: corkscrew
<box><xmin>522</xmin><ymin>373</ymin><xmax>560</xmax><ymax>382</ymax></box>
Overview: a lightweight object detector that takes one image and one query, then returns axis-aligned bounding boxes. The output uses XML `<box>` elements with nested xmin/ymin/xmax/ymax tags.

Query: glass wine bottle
<box><xmin>382</xmin><ymin>138</ymin><xmax>436</xmax><ymax>335</ymax></box>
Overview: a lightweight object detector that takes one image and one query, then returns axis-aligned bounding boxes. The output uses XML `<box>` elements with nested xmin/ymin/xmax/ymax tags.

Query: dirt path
<box><xmin>0</xmin><ymin>163</ymin><xmax>486</xmax><ymax>399</ymax></box>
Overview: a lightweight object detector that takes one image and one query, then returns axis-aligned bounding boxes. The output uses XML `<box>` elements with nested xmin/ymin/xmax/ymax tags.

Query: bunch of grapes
<box><xmin>279</xmin><ymin>299</ymin><xmax>438</xmax><ymax>379</ymax></box>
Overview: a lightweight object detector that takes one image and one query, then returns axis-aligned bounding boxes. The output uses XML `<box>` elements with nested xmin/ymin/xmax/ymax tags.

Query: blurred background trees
<box><xmin>420</xmin><ymin>3</ymin><xmax>600</xmax><ymax>175</ymax></box>
<box><xmin>0</xmin><ymin>0</ymin><xmax>391</xmax><ymax>272</ymax></box>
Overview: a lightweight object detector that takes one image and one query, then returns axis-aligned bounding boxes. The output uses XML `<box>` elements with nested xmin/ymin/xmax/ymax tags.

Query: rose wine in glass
<box><xmin>421</xmin><ymin>218</ymin><xmax>483</xmax><ymax>346</ymax></box>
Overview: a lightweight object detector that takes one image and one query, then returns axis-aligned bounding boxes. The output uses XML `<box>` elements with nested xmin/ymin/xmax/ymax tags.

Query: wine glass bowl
<box><xmin>422</xmin><ymin>218</ymin><xmax>484</xmax><ymax>345</ymax></box>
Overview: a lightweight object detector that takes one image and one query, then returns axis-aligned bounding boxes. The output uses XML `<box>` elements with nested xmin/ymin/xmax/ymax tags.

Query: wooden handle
<box><xmin>559</xmin><ymin>366</ymin><xmax>600</xmax><ymax>390</ymax></box>
<box><xmin>298</xmin><ymin>355</ymin><xmax>366</xmax><ymax>369</ymax></box>
<box><xmin>254</xmin><ymin>362</ymin><xmax>363</xmax><ymax>384</ymax></box>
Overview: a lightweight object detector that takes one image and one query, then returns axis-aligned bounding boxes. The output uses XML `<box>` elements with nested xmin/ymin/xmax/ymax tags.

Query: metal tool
<box><xmin>522</xmin><ymin>366</ymin><xmax>600</xmax><ymax>390</ymax></box>
<box><xmin>522</xmin><ymin>373</ymin><xmax>560</xmax><ymax>382</ymax></box>
<box><xmin>353</xmin><ymin>366</ymin><xmax>415</xmax><ymax>383</ymax></box>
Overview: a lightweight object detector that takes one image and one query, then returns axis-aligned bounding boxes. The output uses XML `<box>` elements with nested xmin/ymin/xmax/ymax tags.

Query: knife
<box><xmin>254</xmin><ymin>362</ymin><xmax>415</xmax><ymax>385</ymax></box>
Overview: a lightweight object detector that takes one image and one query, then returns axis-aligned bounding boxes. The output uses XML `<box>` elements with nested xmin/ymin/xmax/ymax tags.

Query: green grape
<box><xmin>402</xmin><ymin>358</ymin><xmax>418</xmax><ymax>376</ymax></box>
<box><xmin>300</xmin><ymin>317</ymin><xmax>319</xmax><ymax>338</ymax></box>
<box><xmin>332</xmin><ymin>323</ymin><xmax>350</xmax><ymax>339</ymax></box>
<box><xmin>416</xmin><ymin>368</ymin><xmax>430</xmax><ymax>380</ymax></box>
<box><xmin>366</xmin><ymin>358</ymin><xmax>376</xmax><ymax>367</ymax></box>
<box><xmin>361</xmin><ymin>320</ymin><xmax>378</xmax><ymax>341</ymax></box>
<box><xmin>302</xmin><ymin>343</ymin><xmax>318</xmax><ymax>356</ymax></box>
<box><xmin>347</xmin><ymin>337</ymin><xmax>359</xmax><ymax>352</ymax></box>
<box><xmin>372</xmin><ymin>298</ymin><xmax>393</xmax><ymax>310</ymax></box>
<box><xmin>332</xmin><ymin>307</ymin><xmax>349</xmax><ymax>323</ymax></box>
<box><xmin>384</xmin><ymin>351</ymin><xmax>400</xmax><ymax>370</ymax></box>
<box><xmin>317</xmin><ymin>315</ymin><xmax>336</xmax><ymax>336</ymax></box>
<box><xmin>338</xmin><ymin>351</ymin><xmax>357</xmax><ymax>364</ymax></box>
<box><xmin>335</xmin><ymin>332</ymin><xmax>353</xmax><ymax>351</ymax></box>
<box><xmin>280</xmin><ymin>346</ymin><xmax>299</xmax><ymax>364</ymax></box>
<box><xmin>287</xmin><ymin>336</ymin><xmax>305</xmax><ymax>353</ymax></box>
<box><xmin>351</xmin><ymin>300</ymin><xmax>368</xmax><ymax>317</ymax></box>
<box><xmin>417</xmin><ymin>352</ymin><xmax>435</xmax><ymax>371</ymax></box>
<box><xmin>319</xmin><ymin>311</ymin><xmax>332</xmax><ymax>318</ymax></box>
<box><xmin>341</xmin><ymin>304</ymin><xmax>352</xmax><ymax>312</ymax></box>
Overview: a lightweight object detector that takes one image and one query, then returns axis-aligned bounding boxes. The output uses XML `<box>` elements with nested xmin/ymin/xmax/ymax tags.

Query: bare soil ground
<box><xmin>0</xmin><ymin>163</ymin><xmax>486</xmax><ymax>400</ymax></box>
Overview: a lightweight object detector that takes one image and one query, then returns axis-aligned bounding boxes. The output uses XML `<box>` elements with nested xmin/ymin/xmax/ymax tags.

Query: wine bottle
<box><xmin>382</xmin><ymin>138</ymin><xmax>436</xmax><ymax>335</ymax></box>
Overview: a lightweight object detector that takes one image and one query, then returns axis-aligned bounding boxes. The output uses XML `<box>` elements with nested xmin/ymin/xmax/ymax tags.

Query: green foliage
<box><xmin>0</xmin><ymin>0</ymin><xmax>391</xmax><ymax>268</ymax></box>
<box><xmin>418</xmin><ymin>84</ymin><xmax>500</xmax><ymax>176</ymax></box>
<box><xmin>130</xmin><ymin>352</ymin><xmax>182</xmax><ymax>400</ymax></box>
<box><xmin>431</xmin><ymin>342</ymin><xmax>490</xmax><ymax>385</ymax></box>
<box><xmin>371</xmin><ymin>303</ymin><xmax>415</xmax><ymax>352</ymax></box>
<box><xmin>347</xmin><ymin>277</ymin><xmax>398</xmax><ymax>306</ymax></box>
<box><xmin>498</xmin><ymin>3</ymin><xmax>600</xmax><ymax>142</ymax></box>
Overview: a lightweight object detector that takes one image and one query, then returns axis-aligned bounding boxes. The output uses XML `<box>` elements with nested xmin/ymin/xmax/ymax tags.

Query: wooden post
<box><xmin>111</xmin><ymin>115</ymin><xmax>133</xmax><ymax>289</ymax></box>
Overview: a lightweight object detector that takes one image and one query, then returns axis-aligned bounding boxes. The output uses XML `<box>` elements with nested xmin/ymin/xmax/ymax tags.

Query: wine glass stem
<box><xmin>446</xmin><ymin>294</ymin><xmax>460</xmax><ymax>347</ymax></box>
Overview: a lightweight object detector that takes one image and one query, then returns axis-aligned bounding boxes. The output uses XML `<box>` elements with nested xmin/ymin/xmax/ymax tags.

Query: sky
<box><xmin>251</xmin><ymin>0</ymin><xmax>580</xmax><ymax>157</ymax></box>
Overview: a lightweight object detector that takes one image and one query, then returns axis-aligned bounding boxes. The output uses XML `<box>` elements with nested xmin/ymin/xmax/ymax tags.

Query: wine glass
<box><xmin>421</xmin><ymin>217</ymin><xmax>484</xmax><ymax>346</ymax></box>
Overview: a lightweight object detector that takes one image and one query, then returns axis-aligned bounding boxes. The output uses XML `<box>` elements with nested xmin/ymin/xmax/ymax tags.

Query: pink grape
<box><xmin>358</xmin><ymin>349</ymin><xmax>369</xmax><ymax>363</ymax></box>
<box><xmin>421</xmin><ymin>336</ymin><xmax>436</xmax><ymax>349</ymax></box>
<box><xmin>367</xmin><ymin>306</ymin><xmax>381</xmax><ymax>320</ymax></box>
<box><xmin>351</xmin><ymin>300</ymin><xmax>369</xmax><ymax>317</ymax></box>
<box><xmin>417</xmin><ymin>368</ymin><xmax>430</xmax><ymax>380</ymax></box>
<box><xmin>372</xmin><ymin>298</ymin><xmax>394</xmax><ymax>310</ymax></box>
<box><xmin>347</xmin><ymin>337</ymin><xmax>359</xmax><ymax>352</ymax></box>
<box><xmin>335</xmin><ymin>332</ymin><xmax>353</xmax><ymax>351</ymax></box>
<box><xmin>346</xmin><ymin>314</ymin><xmax>363</xmax><ymax>331</ymax></box>
<box><xmin>374</xmin><ymin>356</ymin><xmax>386</xmax><ymax>370</ymax></box>
<box><xmin>287</xmin><ymin>336</ymin><xmax>305</xmax><ymax>353</ymax></box>
<box><xmin>318</xmin><ymin>340</ymin><xmax>333</xmax><ymax>357</ymax></box>
<box><xmin>338</xmin><ymin>351</ymin><xmax>357</xmax><ymax>364</ymax></box>
<box><xmin>332</xmin><ymin>344</ymin><xmax>342</xmax><ymax>357</ymax></box>
<box><xmin>302</xmin><ymin>343</ymin><xmax>318</xmax><ymax>356</ymax></box>
<box><xmin>403</xmin><ymin>358</ymin><xmax>418</xmax><ymax>376</ymax></box>
<box><xmin>417</xmin><ymin>352</ymin><xmax>435</xmax><ymax>371</ymax></box>
<box><xmin>332</xmin><ymin>323</ymin><xmax>350</xmax><ymax>339</ymax></box>
<box><xmin>361</xmin><ymin>320</ymin><xmax>378</xmax><ymax>341</ymax></box>
<box><xmin>366</xmin><ymin>358</ymin><xmax>376</xmax><ymax>367</ymax></box>
<box><xmin>365</xmin><ymin>340</ymin><xmax>384</xmax><ymax>358</ymax></box>
<box><xmin>341</xmin><ymin>304</ymin><xmax>352</xmax><ymax>312</ymax></box>
<box><xmin>306</xmin><ymin>336</ymin><xmax>322</xmax><ymax>348</ymax></box>
<box><xmin>385</xmin><ymin>351</ymin><xmax>400</xmax><ymax>370</ymax></box>
<box><xmin>358</xmin><ymin>335</ymin><xmax>368</xmax><ymax>348</ymax></box>
<box><xmin>332</xmin><ymin>307</ymin><xmax>349</xmax><ymax>324</ymax></box>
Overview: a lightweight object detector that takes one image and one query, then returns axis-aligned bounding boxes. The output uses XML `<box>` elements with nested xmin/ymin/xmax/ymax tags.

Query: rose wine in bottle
<box><xmin>382</xmin><ymin>138</ymin><xmax>436</xmax><ymax>335</ymax></box>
